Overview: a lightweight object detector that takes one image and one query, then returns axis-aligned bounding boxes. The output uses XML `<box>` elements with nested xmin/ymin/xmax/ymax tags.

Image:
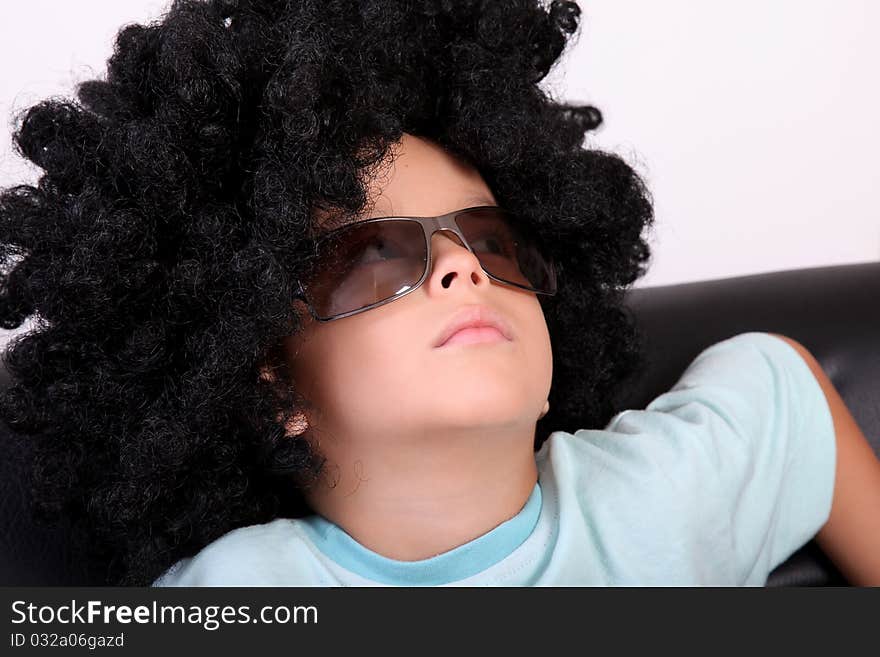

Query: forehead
<box><xmin>311</xmin><ymin>133</ymin><xmax>498</xmax><ymax>232</ymax></box>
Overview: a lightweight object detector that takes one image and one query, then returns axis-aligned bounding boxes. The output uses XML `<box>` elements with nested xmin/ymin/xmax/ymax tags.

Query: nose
<box><xmin>432</xmin><ymin>228</ymin><xmax>466</xmax><ymax>251</ymax></box>
<box><xmin>426</xmin><ymin>228</ymin><xmax>490</xmax><ymax>290</ymax></box>
<box><xmin>430</xmin><ymin>229</ymin><xmax>475</xmax><ymax>266</ymax></box>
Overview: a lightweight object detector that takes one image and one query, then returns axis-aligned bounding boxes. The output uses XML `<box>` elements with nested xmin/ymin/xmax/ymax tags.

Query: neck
<box><xmin>301</xmin><ymin>427</ymin><xmax>539</xmax><ymax>561</ymax></box>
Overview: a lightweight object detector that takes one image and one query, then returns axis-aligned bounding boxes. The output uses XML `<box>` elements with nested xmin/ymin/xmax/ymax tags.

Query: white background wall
<box><xmin>543</xmin><ymin>0</ymin><xmax>880</xmax><ymax>287</ymax></box>
<box><xmin>1</xmin><ymin>0</ymin><xmax>877</xmax><ymax>318</ymax></box>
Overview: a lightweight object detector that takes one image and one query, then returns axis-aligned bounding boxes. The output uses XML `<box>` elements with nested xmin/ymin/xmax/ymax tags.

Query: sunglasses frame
<box><xmin>293</xmin><ymin>205</ymin><xmax>558</xmax><ymax>322</ymax></box>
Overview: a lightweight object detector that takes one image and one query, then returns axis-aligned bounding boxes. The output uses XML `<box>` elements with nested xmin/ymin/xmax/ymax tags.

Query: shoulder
<box><xmin>682</xmin><ymin>331</ymin><xmax>805</xmax><ymax>380</ymax></box>
<box><xmin>539</xmin><ymin>331</ymin><xmax>837</xmax><ymax>582</ymax></box>
<box><xmin>657</xmin><ymin>331</ymin><xmax>824</xmax><ymax>426</ymax></box>
<box><xmin>764</xmin><ymin>332</ymin><xmax>827</xmax><ymax>387</ymax></box>
<box><xmin>152</xmin><ymin>517</ymin><xmax>305</xmax><ymax>586</ymax></box>
<box><xmin>764</xmin><ymin>332</ymin><xmax>810</xmax><ymax>356</ymax></box>
<box><xmin>540</xmin><ymin>331</ymin><xmax>823</xmax><ymax>495</ymax></box>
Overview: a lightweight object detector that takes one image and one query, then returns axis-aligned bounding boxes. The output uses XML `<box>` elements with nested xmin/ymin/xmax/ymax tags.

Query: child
<box><xmin>152</xmin><ymin>132</ymin><xmax>846</xmax><ymax>586</ymax></box>
<box><xmin>1</xmin><ymin>0</ymin><xmax>876</xmax><ymax>587</ymax></box>
<box><xmin>150</xmin><ymin>131</ymin><xmax>868</xmax><ymax>586</ymax></box>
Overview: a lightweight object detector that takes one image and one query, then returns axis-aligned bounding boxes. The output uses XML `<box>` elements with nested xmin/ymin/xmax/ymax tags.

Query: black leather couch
<box><xmin>1</xmin><ymin>261</ymin><xmax>878</xmax><ymax>586</ymax></box>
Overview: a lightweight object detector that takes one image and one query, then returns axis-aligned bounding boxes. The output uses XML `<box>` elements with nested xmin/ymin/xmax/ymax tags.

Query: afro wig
<box><xmin>0</xmin><ymin>0</ymin><xmax>654</xmax><ymax>586</ymax></box>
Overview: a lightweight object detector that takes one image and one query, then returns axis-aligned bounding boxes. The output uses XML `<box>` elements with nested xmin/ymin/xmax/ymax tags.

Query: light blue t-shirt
<box><xmin>152</xmin><ymin>332</ymin><xmax>836</xmax><ymax>586</ymax></box>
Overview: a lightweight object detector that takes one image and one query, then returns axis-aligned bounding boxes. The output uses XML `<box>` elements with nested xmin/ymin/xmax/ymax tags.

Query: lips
<box><xmin>433</xmin><ymin>304</ymin><xmax>514</xmax><ymax>348</ymax></box>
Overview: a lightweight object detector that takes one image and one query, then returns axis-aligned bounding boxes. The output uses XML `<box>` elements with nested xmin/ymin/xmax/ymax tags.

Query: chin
<box><xmin>438</xmin><ymin>394</ymin><xmax>529</xmax><ymax>423</ymax></box>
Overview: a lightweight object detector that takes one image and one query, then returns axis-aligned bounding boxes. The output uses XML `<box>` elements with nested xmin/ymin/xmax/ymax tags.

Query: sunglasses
<box><xmin>294</xmin><ymin>205</ymin><xmax>558</xmax><ymax>322</ymax></box>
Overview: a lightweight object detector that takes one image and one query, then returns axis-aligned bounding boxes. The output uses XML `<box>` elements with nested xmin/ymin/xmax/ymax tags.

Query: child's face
<box><xmin>280</xmin><ymin>133</ymin><xmax>553</xmax><ymax>468</ymax></box>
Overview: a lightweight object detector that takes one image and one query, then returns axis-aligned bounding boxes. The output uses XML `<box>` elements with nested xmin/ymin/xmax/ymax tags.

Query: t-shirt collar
<box><xmin>299</xmin><ymin>481</ymin><xmax>542</xmax><ymax>586</ymax></box>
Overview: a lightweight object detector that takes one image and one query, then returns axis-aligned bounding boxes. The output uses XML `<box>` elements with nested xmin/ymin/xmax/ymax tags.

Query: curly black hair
<box><xmin>0</xmin><ymin>0</ymin><xmax>654</xmax><ymax>586</ymax></box>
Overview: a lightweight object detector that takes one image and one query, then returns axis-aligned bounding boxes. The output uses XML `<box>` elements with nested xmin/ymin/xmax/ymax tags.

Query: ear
<box><xmin>259</xmin><ymin>357</ymin><xmax>290</xmax><ymax>386</ymax></box>
<box><xmin>259</xmin><ymin>363</ymin><xmax>277</xmax><ymax>384</ymax></box>
<box><xmin>284</xmin><ymin>411</ymin><xmax>309</xmax><ymax>437</ymax></box>
<box><xmin>538</xmin><ymin>400</ymin><xmax>550</xmax><ymax>419</ymax></box>
<box><xmin>258</xmin><ymin>364</ymin><xmax>309</xmax><ymax>436</ymax></box>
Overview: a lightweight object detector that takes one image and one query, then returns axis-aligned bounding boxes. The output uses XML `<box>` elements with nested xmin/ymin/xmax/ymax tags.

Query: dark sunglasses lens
<box><xmin>455</xmin><ymin>208</ymin><xmax>557</xmax><ymax>295</ymax></box>
<box><xmin>302</xmin><ymin>209</ymin><xmax>556</xmax><ymax>320</ymax></box>
<box><xmin>304</xmin><ymin>220</ymin><xmax>426</xmax><ymax>319</ymax></box>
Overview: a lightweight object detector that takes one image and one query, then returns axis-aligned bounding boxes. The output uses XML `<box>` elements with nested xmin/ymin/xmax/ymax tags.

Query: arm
<box><xmin>768</xmin><ymin>333</ymin><xmax>880</xmax><ymax>586</ymax></box>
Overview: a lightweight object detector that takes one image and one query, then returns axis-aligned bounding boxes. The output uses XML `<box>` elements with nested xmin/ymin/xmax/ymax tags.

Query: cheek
<box><xmin>523</xmin><ymin>309</ymin><xmax>554</xmax><ymax>393</ymax></box>
<box><xmin>287</xmin><ymin>326</ymin><xmax>416</xmax><ymax>415</ymax></box>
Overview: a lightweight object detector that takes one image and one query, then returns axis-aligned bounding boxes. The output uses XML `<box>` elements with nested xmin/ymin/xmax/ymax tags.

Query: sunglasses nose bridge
<box><xmin>423</xmin><ymin>220</ymin><xmax>481</xmax><ymax>288</ymax></box>
<box><xmin>425</xmin><ymin>214</ymin><xmax>468</xmax><ymax>250</ymax></box>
